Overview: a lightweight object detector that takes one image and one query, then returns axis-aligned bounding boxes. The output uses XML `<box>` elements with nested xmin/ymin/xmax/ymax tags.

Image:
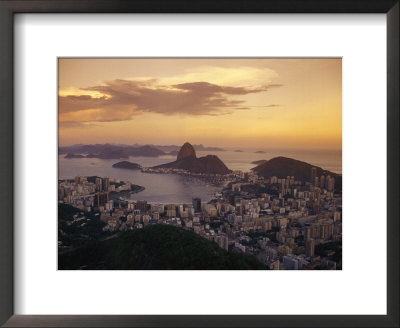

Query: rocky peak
<box><xmin>177</xmin><ymin>142</ymin><xmax>196</xmax><ymax>161</ymax></box>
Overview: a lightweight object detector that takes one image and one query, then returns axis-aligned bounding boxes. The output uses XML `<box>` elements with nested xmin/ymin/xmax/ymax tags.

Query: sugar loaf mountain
<box><xmin>153</xmin><ymin>142</ymin><xmax>231</xmax><ymax>175</ymax></box>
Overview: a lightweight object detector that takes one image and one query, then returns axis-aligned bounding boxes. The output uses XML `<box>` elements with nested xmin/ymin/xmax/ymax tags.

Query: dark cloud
<box><xmin>172</xmin><ymin>81</ymin><xmax>270</xmax><ymax>95</ymax></box>
<box><xmin>59</xmin><ymin>95</ymin><xmax>109</xmax><ymax>113</ymax></box>
<box><xmin>59</xmin><ymin>79</ymin><xmax>282</xmax><ymax>122</ymax></box>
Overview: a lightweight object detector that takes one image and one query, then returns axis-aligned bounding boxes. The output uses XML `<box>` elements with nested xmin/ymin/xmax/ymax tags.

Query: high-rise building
<box><xmin>320</xmin><ymin>175</ymin><xmax>326</xmax><ymax>188</ymax></box>
<box><xmin>327</xmin><ymin>176</ymin><xmax>335</xmax><ymax>192</ymax></box>
<box><xmin>325</xmin><ymin>175</ymin><xmax>331</xmax><ymax>190</ymax></box>
<box><xmin>320</xmin><ymin>221</ymin><xmax>334</xmax><ymax>240</ymax></box>
<box><xmin>136</xmin><ymin>200</ymin><xmax>148</xmax><ymax>213</ymax></box>
<box><xmin>304</xmin><ymin>226</ymin><xmax>312</xmax><ymax>241</ymax></box>
<box><xmin>306</xmin><ymin>238</ymin><xmax>315</xmax><ymax>257</ymax></box>
<box><xmin>94</xmin><ymin>191</ymin><xmax>108</xmax><ymax>207</ymax></box>
<box><xmin>95</xmin><ymin>178</ymin><xmax>103</xmax><ymax>192</ymax></box>
<box><xmin>105</xmin><ymin>200</ymin><xmax>114</xmax><ymax>211</ymax></box>
<box><xmin>334</xmin><ymin>211</ymin><xmax>341</xmax><ymax>222</ymax></box>
<box><xmin>192</xmin><ymin>198</ymin><xmax>201</xmax><ymax>212</ymax></box>
<box><xmin>166</xmin><ymin>204</ymin><xmax>176</xmax><ymax>217</ymax></box>
<box><xmin>102</xmin><ymin>177</ymin><xmax>110</xmax><ymax>192</ymax></box>
<box><xmin>313</xmin><ymin>203</ymin><xmax>320</xmax><ymax>214</ymax></box>
<box><xmin>310</xmin><ymin>167</ymin><xmax>317</xmax><ymax>185</ymax></box>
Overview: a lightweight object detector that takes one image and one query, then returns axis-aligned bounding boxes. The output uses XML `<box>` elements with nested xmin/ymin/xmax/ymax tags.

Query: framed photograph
<box><xmin>0</xmin><ymin>0</ymin><xmax>398</xmax><ymax>327</ymax></box>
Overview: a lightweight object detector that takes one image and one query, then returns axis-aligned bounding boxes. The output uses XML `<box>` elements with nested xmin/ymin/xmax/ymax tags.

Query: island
<box><xmin>112</xmin><ymin>161</ymin><xmax>142</xmax><ymax>170</ymax></box>
<box><xmin>152</xmin><ymin>142</ymin><xmax>231</xmax><ymax>175</ymax></box>
<box><xmin>64</xmin><ymin>153</ymin><xmax>85</xmax><ymax>159</ymax></box>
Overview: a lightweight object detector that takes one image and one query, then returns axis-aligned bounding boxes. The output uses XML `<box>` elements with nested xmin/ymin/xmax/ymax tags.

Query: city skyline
<box><xmin>58</xmin><ymin>58</ymin><xmax>342</xmax><ymax>151</ymax></box>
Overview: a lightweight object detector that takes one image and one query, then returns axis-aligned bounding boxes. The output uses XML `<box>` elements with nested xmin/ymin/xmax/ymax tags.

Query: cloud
<box><xmin>59</xmin><ymin>79</ymin><xmax>283</xmax><ymax>123</ymax></box>
<box><xmin>159</xmin><ymin>66</ymin><xmax>279</xmax><ymax>87</ymax></box>
<box><xmin>234</xmin><ymin>104</ymin><xmax>280</xmax><ymax>111</ymax></box>
<box><xmin>173</xmin><ymin>82</ymin><xmax>269</xmax><ymax>95</ymax></box>
<box><xmin>58</xmin><ymin>121</ymin><xmax>101</xmax><ymax>128</ymax></box>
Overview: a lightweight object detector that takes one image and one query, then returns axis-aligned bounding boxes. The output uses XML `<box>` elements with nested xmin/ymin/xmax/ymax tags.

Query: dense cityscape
<box><xmin>58</xmin><ymin>165</ymin><xmax>342</xmax><ymax>270</ymax></box>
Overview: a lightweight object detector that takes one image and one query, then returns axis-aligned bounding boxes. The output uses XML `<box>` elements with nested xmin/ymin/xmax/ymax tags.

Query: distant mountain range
<box><xmin>64</xmin><ymin>153</ymin><xmax>85</xmax><ymax>159</ymax></box>
<box><xmin>193</xmin><ymin>144</ymin><xmax>225</xmax><ymax>152</ymax></box>
<box><xmin>153</xmin><ymin>142</ymin><xmax>231</xmax><ymax>175</ymax></box>
<box><xmin>60</xmin><ymin>143</ymin><xmax>224</xmax><ymax>159</ymax></box>
<box><xmin>58</xmin><ymin>224</ymin><xmax>266</xmax><ymax>270</ymax></box>
<box><xmin>252</xmin><ymin>156</ymin><xmax>340</xmax><ymax>181</ymax></box>
<box><xmin>251</xmin><ymin>160</ymin><xmax>267</xmax><ymax>165</ymax></box>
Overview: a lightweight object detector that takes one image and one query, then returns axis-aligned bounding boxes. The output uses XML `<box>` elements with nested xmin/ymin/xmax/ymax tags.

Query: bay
<box><xmin>58</xmin><ymin>147</ymin><xmax>341</xmax><ymax>204</ymax></box>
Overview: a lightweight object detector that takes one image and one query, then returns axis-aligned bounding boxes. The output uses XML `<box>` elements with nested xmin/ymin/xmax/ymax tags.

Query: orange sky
<box><xmin>58</xmin><ymin>58</ymin><xmax>342</xmax><ymax>150</ymax></box>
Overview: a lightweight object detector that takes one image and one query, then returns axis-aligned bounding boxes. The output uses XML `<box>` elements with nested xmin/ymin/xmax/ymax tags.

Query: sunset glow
<box><xmin>58</xmin><ymin>58</ymin><xmax>342</xmax><ymax>150</ymax></box>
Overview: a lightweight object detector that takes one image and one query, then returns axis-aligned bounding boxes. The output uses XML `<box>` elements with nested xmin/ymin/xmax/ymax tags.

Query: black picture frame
<box><xmin>0</xmin><ymin>1</ymin><xmax>398</xmax><ymax>327</ymax></box>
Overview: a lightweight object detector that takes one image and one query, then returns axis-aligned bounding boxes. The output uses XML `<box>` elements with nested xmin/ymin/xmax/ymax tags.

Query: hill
<box><xmin>64</xmin><ymin>153</ymin><xmax>85</xmax><ymax>159</ymax></box>
<box><xmin>252</xmin><ymin>156</ymin><xmax>340</xmax><ymax>182</ymax></box>
<box><xmin>154</xmin><ymin>142</ymin><xmax>231</xmax><ymax>175</ymax></box>
<box><xmin>112</xmin><ymin>161</ymin><xmax>142</xmax><ymax>170</ymax></box>
<box><xmin>58</xmin><ymin>225</ymin><xmax>267</xmax><ymax>270</ymax></box>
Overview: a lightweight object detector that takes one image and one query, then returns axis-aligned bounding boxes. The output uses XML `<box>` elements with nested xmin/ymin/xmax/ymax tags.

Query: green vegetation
<box><xmin>58</xmin><ymin>203</ymin><xmax>81</xmax><ymax>221</ymax></box>
<box><xmin>315</xmin><ymin>241</ymin><xmax>342</xmax><ymax>263</ymax></box>
<box><xmin>59</xmin><ymin>224</ymin><xmax>268</xmax><ymax>270</ymax></box>
<box><xmin>58</xmin><ymin>203</ymin><xmax>107</xmax><ymax>249</ymax></box>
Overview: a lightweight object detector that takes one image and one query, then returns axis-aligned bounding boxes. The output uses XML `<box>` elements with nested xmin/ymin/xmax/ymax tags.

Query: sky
<box><xmin>58</xmin><ymin>58</ymin><xmax>342</xmax><ymax>150</ymax></box>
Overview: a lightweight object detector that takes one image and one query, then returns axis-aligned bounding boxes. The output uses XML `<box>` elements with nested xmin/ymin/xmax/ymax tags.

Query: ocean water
<box><xmin>58</xmin><ymin>147</ymin><xmax>341</xmax><ymax>204</ymax></box>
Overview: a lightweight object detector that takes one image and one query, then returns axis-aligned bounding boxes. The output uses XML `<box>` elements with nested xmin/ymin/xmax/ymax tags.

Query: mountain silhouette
<box><xmin>252</xmin><ymin>156</ymin><xmax>339</xmax><ymax>182</ymax></box>
<box><xmin>154</xmin><ymin>142</ymin><xmax>231</xmax><ymax>175</ymax></box>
